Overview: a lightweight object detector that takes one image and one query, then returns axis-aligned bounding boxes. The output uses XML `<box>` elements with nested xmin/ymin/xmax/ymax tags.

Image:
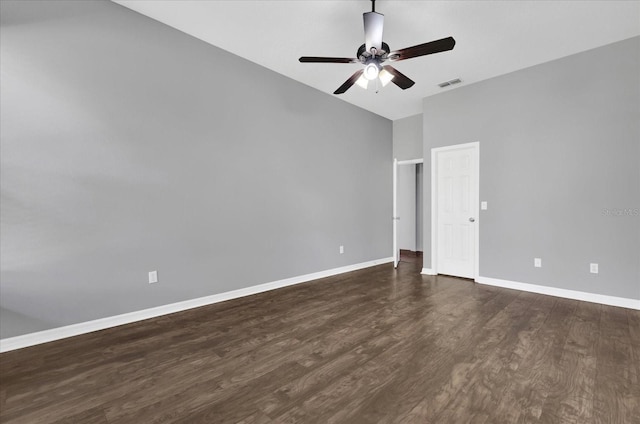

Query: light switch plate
<box><xmin>534</xmin><ymin>258</ymin><xmax>542</xmax><ymax>268</ymax></box>
<box><xmin>590</xmin><ymin>263</ymin><xmax>598</xmax><ymax>274</ymax></box>
<box><xmin>148</xmin><ymin>270</ymin><xmax>158</xmax><ymax>284</ymax></box>
<box><xmin>481</xmin><ymin>201</ymin><xmax>488</xmax><ymax>210</ymax></box>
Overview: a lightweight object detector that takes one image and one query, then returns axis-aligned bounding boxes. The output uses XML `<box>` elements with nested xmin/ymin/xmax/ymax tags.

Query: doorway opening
<box><xmin>393</xmin><ymin>158</ymin><xmax>424</xmax><ymax>268</ymax></box>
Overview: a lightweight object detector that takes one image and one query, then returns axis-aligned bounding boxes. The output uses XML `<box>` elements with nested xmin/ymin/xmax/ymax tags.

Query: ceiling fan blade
<box><xmin>363</xmin><ymin>11</ymin><xmax>384</xmax><ymax>52</ymax></box>
<box><xmin>299</xmin><ymin>57</ymin><xmax>358</xmax><ymax>64</ymax></box>
<box><xmin>382</xmin><ymin>65</ymin><xmax>415</xmax><ymax>90</ymax></box>
<box><xmin>334</xmin><ymin>69</ymin><xmax>365</xmax><ymax>95</ymax></box>
<box><xmin>389</xmin><ymin>36</ymin><xmax>456</xmax><ymax>61</ymax></box>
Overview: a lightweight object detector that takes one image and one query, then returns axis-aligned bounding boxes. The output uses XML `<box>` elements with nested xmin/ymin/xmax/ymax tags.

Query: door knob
<box><xmin>469</xmin><ymin>217</ymin><xmax>475</xmax><ymax>222</ymax></box>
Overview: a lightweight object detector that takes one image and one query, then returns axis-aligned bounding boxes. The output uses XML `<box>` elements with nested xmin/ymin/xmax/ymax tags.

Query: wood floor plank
<box><xmin>273</xmin><ymin>287</ymin><xmax>515</xmax><ymax>422</ymax></box>
<box><xmin>348</xmin><ymin>291</ymin><xmax>515</xmax><ymax>423</ymax></box>
<box><xmin>488</xmin><ymin>297</ymin><xmax>578</xmax><ymax>424</ymax></box>
<box><xmin>539</xmin><ymin>301</ymin><xmax>600</xmax><ymax>424</ymax></box>
<box><xmin>0</xmin><ymin>258</ymin><xmax>637</xmax><ymax>423</ymax></box>
<box><xmin>627</xmin><ymin>309</ymin><xmax>640</xmax><ymax>423</ymax></box>
<box><xmin>593</xmin><ymin>305</ymin><xmax>639</xmax><ymax>424</ymax></box>
<box><xmin>398</xmin><ymin>291</ymin><xmax>554</xmax><ymax>424</ymax></box>
<box><xmin>49</xmin><ymin>406</ymin><xmax>109</xmax><ymax>424</ymax></box>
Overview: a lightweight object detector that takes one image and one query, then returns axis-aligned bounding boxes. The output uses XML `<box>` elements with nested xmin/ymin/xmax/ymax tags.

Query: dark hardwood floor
<box><xmin>1</xmin><ymin>259</ymin><xmax>638</xmax><ymax>423</ymax></box>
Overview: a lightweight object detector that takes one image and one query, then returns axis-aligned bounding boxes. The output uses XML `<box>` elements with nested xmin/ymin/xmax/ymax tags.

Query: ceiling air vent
<box><xmin>438</xmin><ymin>78</ymin><xmax>462</xmax><ymax>88</ymax></box>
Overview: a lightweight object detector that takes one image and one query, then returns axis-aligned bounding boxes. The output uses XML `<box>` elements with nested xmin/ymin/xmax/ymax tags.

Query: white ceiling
<box><xmin>113</xmin><ymin>0</ymin><xmax>640</xmax><ymax>120</ymax></box>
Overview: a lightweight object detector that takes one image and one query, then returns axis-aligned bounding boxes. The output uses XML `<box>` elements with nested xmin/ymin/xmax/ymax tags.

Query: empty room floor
<box><xmin>1</xmin><ymin>260</ymin><xmax>638</xmax><ymax>423</ymax></box>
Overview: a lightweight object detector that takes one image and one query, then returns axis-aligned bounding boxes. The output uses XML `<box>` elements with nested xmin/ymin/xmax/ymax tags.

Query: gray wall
<box><xmin>0</xmin><ymin>0</ymin><xmax>392</xmax><ymax>338</ymax></box>
<box><xmin>422</xmin><ymin>36</ymin><xmax>640</xmax><ymax>300</ymax></box>
<box><xmin>393</xmin><ymin>114</ymin><xmax>422</xmax><ymax>161</ymax></box>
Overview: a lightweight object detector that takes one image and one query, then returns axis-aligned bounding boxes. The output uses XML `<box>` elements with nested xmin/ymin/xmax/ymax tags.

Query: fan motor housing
<box><xmin>357</xmin><ymin>42</ymin><xmax>390</xmax><ymax>62</ymax></box>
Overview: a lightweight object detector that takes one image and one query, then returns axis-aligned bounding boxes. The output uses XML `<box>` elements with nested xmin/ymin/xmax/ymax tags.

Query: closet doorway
<box><xmin>393</xmin><ymin>159</ymin><xmax>424</xmax><ymax>268</ymax></box>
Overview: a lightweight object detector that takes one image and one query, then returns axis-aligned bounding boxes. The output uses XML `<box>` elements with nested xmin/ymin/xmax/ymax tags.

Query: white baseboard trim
<box><xmin>0</xmin><ymin>257</ymin><xmax>393</xmax><ymax>353</ymax></box>
<box><xmin>421</xmin><ymin>268</ymin><xmax>436</xmax><ymax>275</ymax></box>
<box><xmin>476</xmin><ymin>276</ymin><xmax>640</xmax><ymax>310</ymax></box>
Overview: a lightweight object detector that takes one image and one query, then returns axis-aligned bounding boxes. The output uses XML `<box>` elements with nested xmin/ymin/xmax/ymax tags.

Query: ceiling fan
<box><xmin>299</xmin><ymin>0</ymin><xmax>456</xmax><ymax>95</ymax></box>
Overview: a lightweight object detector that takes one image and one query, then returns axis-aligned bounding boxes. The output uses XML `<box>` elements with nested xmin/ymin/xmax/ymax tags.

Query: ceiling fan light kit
<box><xmin>363</xmin><ymin>62</ymin><xmax>380</xmax><ymax>80</ymax></box>
<box><xmin>378</xmin><ymin>68</ymin><xmax>394</xmax><ymax>86</ymax></box>
<box><xmin>298</xmin><ymin>0</ymin><xmax>456</xmax><ymax>95</ymax></box>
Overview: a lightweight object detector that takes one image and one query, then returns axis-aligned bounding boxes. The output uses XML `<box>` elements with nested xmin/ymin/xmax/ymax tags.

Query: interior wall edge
<box><xmin>476</xmin><ymin>275</ymin><xmax>640</xmax><ymax>310</ymax></box>
<box><xmin>0</xmin><ymin>257</ymin><xmax>393</xmax><ymax>353</ymax></box>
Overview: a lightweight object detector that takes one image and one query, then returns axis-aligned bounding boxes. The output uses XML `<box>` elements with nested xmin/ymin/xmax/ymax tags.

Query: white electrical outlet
<box><xmin>339</xmin><ymin>245</ymin><xmax>344</xmax><ymax>254</ymax></box>
<box><xmin>481</xmin><ymin>201</ymin><xmax>488</xmax><ymax>210</ymax></box>
<box><xmin>590</xmin><ymin>263</ymin><xmax>599</xmax><ymax>274</ymax></box>
<box><xmin>534</xmin><ymin>258</ymin><xmax>542</xmax><ymax>268</ymax></box>
<box><xmin>148</xmin><ymin>270</ymin><xmax>158</xmax><ymax>284</ymax></box>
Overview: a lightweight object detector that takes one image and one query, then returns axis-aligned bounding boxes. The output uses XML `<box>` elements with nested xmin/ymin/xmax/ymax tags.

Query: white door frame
<box><xmin>430</xmin><ymin>142</ymin><xmax>480</xmax><ymax>279</ymax></box>
<box><xmin>393</xmin><ymin>158</ymin><xmax>424</xmax><ymax>268</ymax></box>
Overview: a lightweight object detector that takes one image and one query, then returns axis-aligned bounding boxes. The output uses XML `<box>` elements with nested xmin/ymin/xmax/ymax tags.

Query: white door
<box><xmin>434</xmin><ymin>144</ymin><xmax>478</xmax><ymax>278</ymax></box>
<box><xmin>392</xmin><ymin>159</ymin><xmax>399</xmax><ymax>268</ymax></box>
